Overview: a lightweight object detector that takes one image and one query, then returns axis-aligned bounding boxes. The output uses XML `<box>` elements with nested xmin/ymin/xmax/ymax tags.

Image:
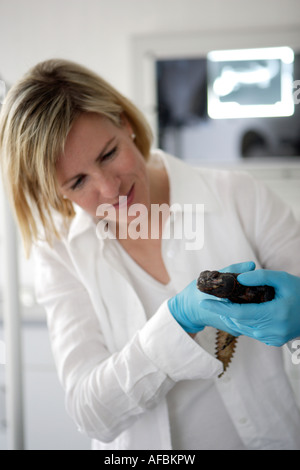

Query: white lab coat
<box><xmin>34</xmin><ymin>150</ymin><xmax>300</xmax><ymax>450</ymax></box>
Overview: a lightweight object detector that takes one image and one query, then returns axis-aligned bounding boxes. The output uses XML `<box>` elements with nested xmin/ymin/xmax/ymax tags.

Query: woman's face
<box><xmin>56</xmin><ymin>112</ymin><xmax>151</xmax><ymax>225</ymax></box>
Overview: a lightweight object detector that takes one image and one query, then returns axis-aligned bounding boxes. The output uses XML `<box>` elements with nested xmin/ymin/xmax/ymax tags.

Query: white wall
<box><xmin>0</xmin><ymin>0</ymin><xmax>300</xmax><ymax>100</ymax></box>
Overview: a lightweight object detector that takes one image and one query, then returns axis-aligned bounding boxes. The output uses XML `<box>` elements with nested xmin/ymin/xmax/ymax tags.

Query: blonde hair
<box><xmin>0</xmin><ymin>59</ymin><xmax>153</xmax><ymax>256</ymax></box>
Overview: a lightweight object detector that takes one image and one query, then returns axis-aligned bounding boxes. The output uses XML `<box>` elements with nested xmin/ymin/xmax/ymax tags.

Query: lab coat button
<box><xmin>238</xmin><ymin>417</ymin><xmax>248</xmax><ymax>425</ymax></box>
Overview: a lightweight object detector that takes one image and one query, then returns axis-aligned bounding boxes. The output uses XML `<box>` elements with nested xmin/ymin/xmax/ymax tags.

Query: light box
<box><xmin>207</xmin><ymin>46</ymin><xmax>294</xmax><ymax>119</ymax></box>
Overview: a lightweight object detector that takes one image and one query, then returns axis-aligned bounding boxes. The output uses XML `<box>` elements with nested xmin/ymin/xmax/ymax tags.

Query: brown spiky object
<box><xmin>197</xmin><ymin>270</ymin><xmax>275</xmax><ymax>378</ymax></box>
<box><xmin>215</xmin><ymin>331</ymin><xmax>238</xmax><ymax>378</ymax></box>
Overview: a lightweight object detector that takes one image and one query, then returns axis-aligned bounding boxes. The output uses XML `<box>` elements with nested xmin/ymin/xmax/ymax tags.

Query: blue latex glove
<box><xmin>200</xmin><ymin>268</ymin><xmax>300</xmax><ymax>347</ymax></box>
<box><xmin>168</xmin><ymin>261</ymin><xmax>256</xmax><ymax>334</ymax></box>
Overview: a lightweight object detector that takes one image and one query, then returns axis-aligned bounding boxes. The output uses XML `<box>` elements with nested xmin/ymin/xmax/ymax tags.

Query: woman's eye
<box><xmin>102</xmin><ymin>145</ymin><xmax>118</xmax><ymax>161</ymax></box>
<box><xmin>71</xmin><ymin>175</ymin><xmax>85</xmax><ymax>191</ymax></box>
<box><xmin>69</xmin><ymin>146</ymin><xmax>118</xmax><ymax>191</ymax></box>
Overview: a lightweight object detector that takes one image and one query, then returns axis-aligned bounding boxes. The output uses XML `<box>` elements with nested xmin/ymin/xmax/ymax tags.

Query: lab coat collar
<box><xmin>67</xmin><ymin>150</ymin><xmax>220</xmax><ymax>245</ymax></box>
<box><xmin>158</xmin><ymin>150</ymin><xmax>220</xmax><ymax>213</ymax></box>
<box><xmin>67</xmin><ymin>203</ymin><xmax>96</xmax><ymax>244</ymax></box>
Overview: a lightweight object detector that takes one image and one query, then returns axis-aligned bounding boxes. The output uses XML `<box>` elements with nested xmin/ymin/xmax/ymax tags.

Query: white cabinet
<box><xmin>0</xmin><ymin>323</ymin><xmax>91</xmax><ymax>450</ymax></box>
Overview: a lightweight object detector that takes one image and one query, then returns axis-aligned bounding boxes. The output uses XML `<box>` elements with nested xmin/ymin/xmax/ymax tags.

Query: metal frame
<box><xmin>1</xmin><ymin>187</ymin><xmax>24</xmax><ymax>450</ymax></box>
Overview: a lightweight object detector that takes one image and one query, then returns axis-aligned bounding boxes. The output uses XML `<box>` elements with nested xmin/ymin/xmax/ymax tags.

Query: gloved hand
<box><xmin>168</xmin><ymin>261</ymin><xmax>256</xmax><ymax>334</ymax></box>
<box><xmin>200</xmin><ymin>269</ymin><xmax>300</xmax><ymax>347</ymax></box>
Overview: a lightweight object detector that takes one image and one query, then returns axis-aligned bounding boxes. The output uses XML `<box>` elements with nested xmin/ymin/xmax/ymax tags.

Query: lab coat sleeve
<box><xmin>227</xmin><ymin>172</ymin><xmax>300</xmax><ymax>406</ymax></box>
<box><xmin>227</xmin><ymin>171</ymin><xmax>300</xmax><ymax>331</ymax></box>
<box><xmin>231</xmin><ymin>171</ymin><xmax>300</xmax><ymax>276</ymax></box>
<box><xmin>33</xmin><ymin>241</ymin><xmax>222</xmax><ymax>443</ymax></box>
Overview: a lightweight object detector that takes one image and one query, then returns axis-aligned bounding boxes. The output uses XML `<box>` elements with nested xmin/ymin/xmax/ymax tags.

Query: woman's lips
<box><xmin>113</xmin><ymin>184</ymin><xmax>135</xmax><ymax>209</ymax></box>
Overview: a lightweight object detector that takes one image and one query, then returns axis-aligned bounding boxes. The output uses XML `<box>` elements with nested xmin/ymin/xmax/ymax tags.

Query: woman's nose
<box><xmin>94</xmin><ymin>171</ymin><xmax>121</xmax><ymax>199</ymax></box>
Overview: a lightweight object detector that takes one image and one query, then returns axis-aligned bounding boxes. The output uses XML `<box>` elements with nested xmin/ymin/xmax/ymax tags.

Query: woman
<box><xmin>0</xmin><ymin>59</ymin><xmax>300</xmax><ymax>450</ymax></box>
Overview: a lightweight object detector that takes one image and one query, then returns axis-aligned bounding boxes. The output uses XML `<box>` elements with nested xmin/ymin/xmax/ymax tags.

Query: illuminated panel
<box><xmin>207</xmin><ymin>47</ymin><xmax>294</xmax><ymax>119</ymax></box>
